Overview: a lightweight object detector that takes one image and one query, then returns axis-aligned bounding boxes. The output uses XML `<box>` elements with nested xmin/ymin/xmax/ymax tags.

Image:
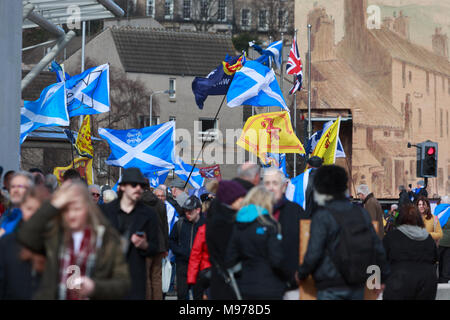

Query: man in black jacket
<box><xmin>398</xmin><ymin>185</ymin><xmax>412</xmax><ymax>209</ymax></box>
<box><xmin>169</xmin><ymin>195</ymin><xmax>204</xmax><ymax>300</ymax></box>
<box><xmin>263</xmin><ymin>167</ymin><xmax>308</xmax><ymax>299</ymax></box>
<box><xmin>100</xmin><ymin>168</ymin><xmax>160</xmax><ymax>300</ymax></box>
<box><xmin>296</xmin><ymin>165</ymin><xmax>390</xmax><ymax>300</ymax></box>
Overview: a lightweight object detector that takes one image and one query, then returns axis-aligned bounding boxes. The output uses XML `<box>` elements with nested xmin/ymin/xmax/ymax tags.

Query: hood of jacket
<box><xmin>236</xmin><ymin>204</ymin><xmax>269</xmax><ymax>223</ymax></box>
<box><xmin>397</xmin><ymin>224</ymin><xmax>429</xmax><ymax>241</ymax></box>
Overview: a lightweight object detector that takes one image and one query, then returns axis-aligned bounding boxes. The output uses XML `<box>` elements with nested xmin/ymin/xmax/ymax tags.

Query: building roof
<box><xmin>375</xmin><ymin>140</ymin><xmax>415</xmax><ymax>158</ymax></box>
<box><xmin>308</xmin><ymin>59</ymin><xmax>404</xmax><ymax>129</ymax></box>
<box><xmin>110</xmin><ymin>27</ymin><xmax>237</xmax><ymax>76</ymax></box>
<box><xmin>370</xmin><ymin>28</ymin><xmax>450</xmax><ymax>76</ymax></box>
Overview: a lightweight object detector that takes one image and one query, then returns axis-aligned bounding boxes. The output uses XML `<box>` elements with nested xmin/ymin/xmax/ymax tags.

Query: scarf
<box><xmin>397</xmin><ymin>225</ymin><xmax>429</xmax><ymax>241</ymax></box>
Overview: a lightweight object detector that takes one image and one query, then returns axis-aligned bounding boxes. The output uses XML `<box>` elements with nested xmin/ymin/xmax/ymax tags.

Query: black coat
<box><xmin>297</xmin><ymin>199</ymin><xmax>389</xmax><ymax>290</ymax></box>
<box><xmin>0</xmin><ymin>232</ymin><xmax>41</xmax><ymax>299</ymax></box>
<box><xmin>205</xmin><ymin>199</ymin><xmax>238</xmax><ymax>299</ymax></box>
<box><xmin>225</xmin><ymin>212</ymin><xmax>285</xmax><ymax>299</ymax></box>
<box><xmin>383</xmin><ymin>229</ymin><xmax>438</xmax><ymax>300</ymax></box>
<box><xmin>169</xmin><ymin>215</ymin><xmax>205</xmax><ymax>264</ymax></box>
<box><xmin>398</xmin><ymin>190</ymin><xmax>412</xmax><ymax>210</ymax></box>
<box><xmin>100</xmin><ymin>199</ymin><xmax>159</xmax><ymax>300</ymax></box>
<box><xmin>304</xmin><ymin>168</ymin><xmax>318</xmax><ymax>218</ymax></box>
<box><xmin>273</xmin><ymin>197</ymin><xmax>308</xmax><ymax>290</ymax></box>
<box><xmin>141</xmin><ymin>191</ymin><xmax>169</xmax><ymax>253</ymax></box>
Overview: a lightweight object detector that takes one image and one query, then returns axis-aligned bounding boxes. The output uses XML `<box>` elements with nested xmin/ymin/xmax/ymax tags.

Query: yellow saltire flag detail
<box><xmin>53</xmin><ymin>157</ymin><xmax>93</xmax><ymax>185</ymax></box>
<box><xmin>237</xmin><ymin>111</ymin><xmax>305</xmax><ymax>159</ymax></box>
<box><xmin>311</xmin><ymin>117</ymin><xmax>341</xmax><ymax>165</ymax></box>
<box><xmin>75</xmin><ymin>115</ymin><xmax>94</xmax><ymax>158</ymax></box>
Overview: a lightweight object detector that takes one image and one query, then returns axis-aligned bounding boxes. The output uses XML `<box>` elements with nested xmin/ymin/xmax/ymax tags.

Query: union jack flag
<box><xmin>286</xmin><ymin>34</ymin><xmax>303</xmax><ymax>95</ymax></box>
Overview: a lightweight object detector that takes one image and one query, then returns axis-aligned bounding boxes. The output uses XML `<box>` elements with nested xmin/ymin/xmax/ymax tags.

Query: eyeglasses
<box><xmin>129</xmin><ymin>183</ymin><xmax>146</xmax><ymax>189</ymax></box>
<box><xmin>91</xmin><ymin>193</ymin><xmax>100</xmax><ymax>197</ymax></box>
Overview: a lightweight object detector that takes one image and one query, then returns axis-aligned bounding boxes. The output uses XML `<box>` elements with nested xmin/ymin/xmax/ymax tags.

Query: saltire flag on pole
<box><xmin>199</xmin><ymin>164</ymin><xmax>222</xmax><ymax>180</ymax></box>
<box><xmin>285</xmin><ymin>168</ymin><xmax>312</xmax><ymax>210</ymax></box>
<box><xmin>98</xmin><ymin>121</ymin><xmax>175</xmax><ymax>172</ymax></box>
<box><xmin>75</xmin><ymin>115</ymin><xmax>94</xmax><ymax>158</ymax></box>
<box><xmin>249</xmin><ymin>40</ymin><xmax>283</xmax><ymax>69</ymax></box>
<box><xmin>192</xmin><ymin>54</ymin><xmax>245</xmax><ymax>109</ymax></box>
<box><xmin>434</xmin><ymin>204</ymin><xmax>450</xmax><ymax>228</ymax></box>
<box><xmin>286</xmin><ymin>34</ymin><xmax>303</xmax><ymax>94</ymax></box>
<box><xmin>304</xmin><ymin>120</ymin><xmax>346</xmax><ymax>158</ymax></box>
<box><xmin>20</xmin><ymin>82</ymin><xmax>68</xmax><ymax>144</ymax></box>
<box><xmin>310</xmin><ymin>117</ymin><xmax>341</xmax><ymax>166</ymax></box>
<box><xmin>49</xmin><ymin>60</ymin><xmax>71</xmax><ymax>82</ymax></box>
<box><xmin>237</xmin><ymin>111</ymin><xmax>305</xmax><ymax>159</ymax></box>
<box><xmin>261</xmin><ymin>153</ymin><xmax>287</xmax><ymax>177</ymax></box>
<box><xmin>173</xmin><ymin>157</ymin><xmax>205</xmax><ymax>189</ymax></box>
<box><xmin>227</xmin><ymin>60</ymin><xmax>289</xmax><ymax>111</ymax></box>
<box><xmin>65</xmin><ymin>64</ymin><xmax>110</xmax><ymax>117</ymax></box>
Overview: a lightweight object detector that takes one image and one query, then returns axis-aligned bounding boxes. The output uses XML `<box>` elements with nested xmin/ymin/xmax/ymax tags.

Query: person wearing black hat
<box><xmin>169</xmin><ymin>195</ymin><xmax>205</xmax><ymax>300</ymax></box>
<box><xmin>304</xmin><ymin>156</ymin><xmax>323</xmax><ymax>218</ymax></box>
<box><xmin>100</xmin><ymin>167</ymin><xmax>160</xmax><ymax>300</ymax></box>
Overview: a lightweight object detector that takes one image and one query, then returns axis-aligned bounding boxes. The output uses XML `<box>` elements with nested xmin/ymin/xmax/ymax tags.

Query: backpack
<box><xmin>328</xmin><ymin>205</ymin><xmax>377</xmax><ymax>286</ymax></box>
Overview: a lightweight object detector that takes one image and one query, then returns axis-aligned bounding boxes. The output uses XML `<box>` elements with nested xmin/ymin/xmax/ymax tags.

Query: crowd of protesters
<box><xmin>0</xmin><ymin>161</ymin><xmax>449</xmax><ymax>300</ymax></box>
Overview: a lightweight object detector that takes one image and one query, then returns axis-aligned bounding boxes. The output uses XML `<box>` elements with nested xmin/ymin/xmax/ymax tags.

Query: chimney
<box><xmin>344</xmin><ymin>0</ymin><xmax>368</xmax><ymax>48</ymax></box>
<box><xmin>393</xmin><ymin>10</ymin><xmax>410</xmax><ymax>39</ymax></box>
<box><xmin>432</xmin><ymin>27</ymin><xmax>449</xmax><ymax>59</ymax></box>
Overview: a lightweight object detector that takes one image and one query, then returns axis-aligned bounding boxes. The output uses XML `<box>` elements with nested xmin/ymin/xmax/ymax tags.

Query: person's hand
<box><xmin>131</xmin><ymin>233</ymin><xmax>149</xmax><ymax>250</ymax></box>
<box><xmin>78</xmin><ymin>276</ymin><xmax>96</xmax><ymax>298</ymax></box>
<box><xmin>50</xmin><ymin>181</ymin><xmax>78</xmax><ymax>209</ymax></box>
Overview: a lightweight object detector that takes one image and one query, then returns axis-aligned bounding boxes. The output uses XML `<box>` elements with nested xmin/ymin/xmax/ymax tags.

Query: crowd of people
<box><xmin>0</xmin><ymin>160</ymin><xmax>449</xmax><ymax>300</ymax></box>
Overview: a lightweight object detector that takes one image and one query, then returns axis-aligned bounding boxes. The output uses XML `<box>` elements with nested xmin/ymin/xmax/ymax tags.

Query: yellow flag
<box><xmin>53</xmin><ymin>157</ymin><xmax>93</xmax><ymax>185</ymax></box>
<box><xmin>237</xmin><ymin>111</ymin><xmax>305</xmax><ymax>159</ymax></box>
<box><xmin>311</xmin><ymin>117</ymin><xmax>341</xmax><ymax>165</ymax></box>
<box><xmin>75</xmin><ymin>115</ymin><xmax>94</xmax><ymax>158</ymax></box>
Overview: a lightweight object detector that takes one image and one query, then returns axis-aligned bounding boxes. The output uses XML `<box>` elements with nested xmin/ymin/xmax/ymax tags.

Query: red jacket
<box><xmin>187</xmin><ymin>224</ymin><xmax>211</xmax><ymax>284</ymax></box>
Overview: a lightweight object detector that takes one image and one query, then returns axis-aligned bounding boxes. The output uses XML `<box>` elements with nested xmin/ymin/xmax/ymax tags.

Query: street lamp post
<box><xmin>150</xmin><ymin>90</ymin><xmax>170</xmax><ymax>126</ymax></box>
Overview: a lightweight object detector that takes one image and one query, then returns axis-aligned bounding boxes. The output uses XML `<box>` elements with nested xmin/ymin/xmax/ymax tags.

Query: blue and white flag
<box><xmin>144</xmin><ymin>169</ymin><xmax>170</xmax><ymax>188</ymax></box>
<box><xmin>65</xmin><ymin>64</ymin><xmax>110</xmax><ymax>117</ymax></box>
<box><xmin>262</xmin><ymin>153</ymin><xmax>287</xmax><ymax>177</ymax></box>
<box><xmin>304</xmin><ymin>120</ymin><xmax>346</xmax><ymax>158</ymax></box>
<box><xmin>434</xmin><ymin>204</ymin><xmax>450</xmax><ymax>228</ymax></box>
<box><xmin>49</xmin><ymin>60</ymin><xmax>71</xmax><ymax>82</ymax></box>
<box><xmin>20</xmin><ymin>82</ymin><xmax>68</xmax><ymax>144</ymax></box>
<box><xmin>174</xmin><ymin>157</ymin><xmax>205</xmax><ymax>189</ymax></box>
<box><xmin>98</xmin><ymin>121</ymin><xmax>175</xmax><ymax>172</ymax></box>
<box><xmin>188</xmin><ymin>186</ymin><xmax>208</xmax><ymax>198</ymax></box>
<box><xmin>285</xmin><ymin>168</ymin><xmax>312</xmax><ymax>210</ymax></box>
<box><xmin>250</xmin><ymin>40</ymin><xmax>283</xmax><ymax>69</ymax></box>
<box><xmin>227</xmin><ymin>60</ymin><xmax>288</xmax><ymax>111</ymax></box>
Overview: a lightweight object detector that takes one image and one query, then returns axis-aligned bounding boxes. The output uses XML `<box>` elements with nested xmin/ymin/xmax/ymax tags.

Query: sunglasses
<box><xmin>129</xmin><ymin>182</ymin><xmax>146</xmax><ymax>189</ymax></box>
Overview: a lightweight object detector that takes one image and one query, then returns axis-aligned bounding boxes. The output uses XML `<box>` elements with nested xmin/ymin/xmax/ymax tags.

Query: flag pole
<box><xmin>293</xmin><ymin>29</ymin><xmax>298</xmax><ymax>178</ymax></box>
<box><xmin>307</xmin><ymin>24</ymin><xmax>312</xmax><ymax>140</ymax></box>
<box><xmin>62</xmin><ymin>63</ymin><xmax>75</xmax><ymax>167</ymax></box>
<box><xmin>280</xmin><ymin>32</ymin><xmax>284</xmax><ymax>112</ymax></box>
<box><xmin>267</xmin><ymin>36</ymin><xmax>272</xmax><ymax>114</ymax></box>
<box><xmin>183</xmin><ymin>94</ymin><xmax>227</xmax><ymax>189</ymax></box>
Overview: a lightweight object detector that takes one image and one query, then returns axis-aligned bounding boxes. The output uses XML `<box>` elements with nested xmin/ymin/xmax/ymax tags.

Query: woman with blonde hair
<box><xmin>225</xmin><ymin>186</ymin><xmax>286</xmax><ymax>299</ymax></box>
<box><xmin>17</xmin><ymin>181</ymin><xmax>131</xmax><ymax>300</ymax></box>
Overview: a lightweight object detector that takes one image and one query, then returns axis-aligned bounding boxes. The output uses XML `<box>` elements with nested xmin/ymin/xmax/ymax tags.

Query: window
<box><xmin>198</xmin><ymin>118</ymin><xmax>218</xmax><ymax>141</ymax></box>
<box><xmin>146</xmin><ymin>0</ymin><xmax>155</xmax><ymax>17</ymax></box>
<box><xmin>218</xmin><ymin>0</ymin><xmax>226</xmax><ymax>21</ymax></box>
<box><xmin>418</xmin><ymin>108</ymin><xmax>422</xmax><ymax>128</ymax></box>
<box><xmin>139</xmin><ymin>115</ymin><xmax>160</xmax><ymax>127</ymax></box>
<box><xmin>258</xmin><ymin>10</ymin><xmax>268</xmax><ymax>30</ymax></box>
<box><xmin>383</xmin><ymin>131</ymin><xmax>390</xmax><ymax>137</ymax></box>
<box><xmin>169</xmin><ymin>78</ymin><xmax>176</xmax><ymax>99</ymax></box>
<box><xmin>169</xmin><ymin>116</ymin><xmax>176</xmax><ymax>122</ymax></box>
<box><xmin>98</xmin><ymin>154</ymin><xmax>108</xmax><ymax>175</ymax></box>
<box><xmin>241</xmin><ymin>9</ymin><xmax>250</xmax><ymax>28</ymax></box>
<box><xmin>164</xmin><ymin>0</ymin><xmax>174</xmax><ymax>19</ymax></box>
<box><xmin>183</xmin><ymin>0</ymin><xmax>191</xmax><ymax>20</ymax></box>
<box><xmin>200</xmin><ymin>0</ymin><xmax>209</xmax><ymax>19</ymax></box>
<box><xmin>278</xmin><ymin>9</ymin><xmax>288</xmax><ymax>31</ymax></box>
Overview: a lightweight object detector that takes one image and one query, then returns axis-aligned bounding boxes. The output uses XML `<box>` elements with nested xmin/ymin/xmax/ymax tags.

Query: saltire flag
<box><xmin>237</xmin><ymin>111</ymin><xmax>305</xmax><ymax>159</ymax></box>
<box><xmin>192</xmin><ymin>54</ymin><xmax>245</xmax><ymax>109</ymax></box>
<box><xmin>286</xmin><ymin>34</ymin><xmax>303</xmax><ymax>94</ymax></box>
<box><xmin>434</xmin><ymin>204</ymin><xmax>450</xmax><ymax>228</ymax></box>
<box><xmin>143</xmin><ymin>169</ymin><xmax>170</xmax><ymax>188</ymax></box>
<box><xmin>285</xmin><ymin>168</ymin><xmax>313</xmax><ymax>210</ymax></box>
<box><xmin>65</xmin><ymin>64</ymin><xmax>110</xmax><ymax>117</ymax></box>
<box><xmin>261</xmin><ymin>153</ymin><xmax>287</xmax><ymax>177</ymax></box>
<box><xmin>227</xmin><ymin>60</ymin><xmax>288</xmax><ymax>111</ymax></box>
<box><xmin>75</xmin><ymin>115</ymin><xmax>94</xmax><ymax>158</ymax></box>
<box><xmin>310</xmin><ymin>117</ymin><xmax>341</xmax><ymax>166</ymax></box>
<box><xmin>199</xmin><ymin>164</ymin><xmax>222</xmax><ymax>180</ymax></box>
<box><xmin>20</xmin><ymin>81</ymin><xmax>68</xmax><ymax>144</ymax></box>
<box><xmin>98</xmin><ymin>121</ymin><xmax>175</xmax><ymax>172</ymax></box>
<box><xmin>304</xmin><ymin>120</ymin><xmax>346</xmax><ymax>158</ymax></box>
<box><xmin>249</xmin><ymin>40</ymin><xmax>283</xmax><ymax>69</ymax></box>
<box><xmin>188</xmin><ymin>186</ymin><xmax>208</xmax><ymax>198</ymax></box>
<box><xmin>173</xmin><ymin>157</ymin><xmax>205</xmax><ymax>189</ymax></box>
<box><xmin>49</xmin><ymin>60</ymin><xmax>71</xmax><ymax>82</ymax></box>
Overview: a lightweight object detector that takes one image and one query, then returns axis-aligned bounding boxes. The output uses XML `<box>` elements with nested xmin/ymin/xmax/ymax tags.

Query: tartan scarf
<box><xmin>58</xmin><ymin>228</ymin><xmax>95</xmax><ymax>300</ymax></box>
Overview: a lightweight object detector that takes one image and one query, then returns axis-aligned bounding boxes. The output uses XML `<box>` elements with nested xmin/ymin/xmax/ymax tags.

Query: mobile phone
<box><xmin>135</xmin><ymin>231</ymin><xmax>145</xmax><ymax>237</ymax></box>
